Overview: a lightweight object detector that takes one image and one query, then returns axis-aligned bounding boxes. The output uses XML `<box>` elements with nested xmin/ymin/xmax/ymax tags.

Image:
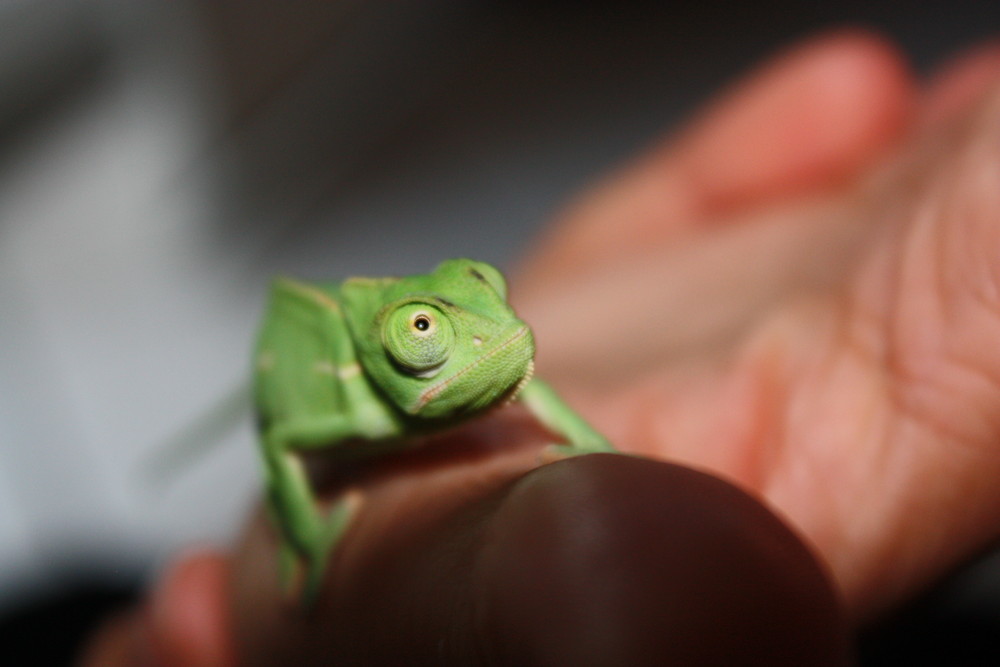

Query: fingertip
<box><xmin>676</xmin><ymin>27</ymin><xmax>916</xmax><ymax>213</ymax></box>
<box><xmin>476</xmin><ymin>455</ymin><xmax>852</xmax><ymax>665</ymax></box>
<box><xmin>148</xmin><ymin>549</ymin><xmax>236</xmax><ymax>667</ymax></box>
<box><xmin>807</xmin><ymin>28</ymin><xmax>916</xmax><ymax>160</ymax></box>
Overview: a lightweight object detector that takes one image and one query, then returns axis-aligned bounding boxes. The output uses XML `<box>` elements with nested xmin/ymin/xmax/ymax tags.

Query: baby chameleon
<box><xmin>254</xmin><ymin>258</ymin><xmax>616</xmax><ymax>605</ymax></box>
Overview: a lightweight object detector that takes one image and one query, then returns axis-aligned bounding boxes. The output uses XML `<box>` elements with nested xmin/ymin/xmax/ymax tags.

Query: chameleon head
<box><xmin>354</xmin><ymin>259</ymin><xmax>536</xmax><ymax>421</ymax></box>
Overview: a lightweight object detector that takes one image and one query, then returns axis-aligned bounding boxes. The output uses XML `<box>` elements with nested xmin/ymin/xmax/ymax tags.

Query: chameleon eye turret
<box><xmin>253</xmin><ymin>260</ymin><xmax>617</xmax><ymax>606</ymax></box>
<box><xmin>382</xmin><ymin>302</ymin><xmax>455</xmax><ymax>377</ymax></box>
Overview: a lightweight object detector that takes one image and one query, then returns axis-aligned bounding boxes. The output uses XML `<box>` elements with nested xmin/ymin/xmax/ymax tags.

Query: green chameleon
<box><xmin>254</xmin><ymin>258</ymin><xmax>616</xmax><ymax>604</ymax></box>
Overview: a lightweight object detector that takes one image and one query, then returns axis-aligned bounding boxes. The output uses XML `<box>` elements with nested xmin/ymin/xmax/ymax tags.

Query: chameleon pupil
<box><xmin>414</xmin><ymin>316</ymin><xmax>430</xmax><ymax>331</ymax></box>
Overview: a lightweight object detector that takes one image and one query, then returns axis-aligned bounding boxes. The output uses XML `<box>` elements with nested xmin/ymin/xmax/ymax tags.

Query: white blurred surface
<box><xmin>0</xmin><ymin>0</ymin><xmax>249</xmax><ymax>605</ymax></box>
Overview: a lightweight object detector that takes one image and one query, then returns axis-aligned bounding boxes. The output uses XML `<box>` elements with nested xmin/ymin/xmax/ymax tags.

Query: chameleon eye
<box><xmin>384</xmin><ymin>304</ymin><xmax>454</xmax><ymax>374</ymax></box>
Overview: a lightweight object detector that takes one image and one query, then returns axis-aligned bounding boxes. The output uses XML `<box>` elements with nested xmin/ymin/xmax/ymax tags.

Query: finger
<box><xmin>920</xmin><ymin>39</ymin><xmax>1000</xmax><ymax>127</ymax></box>
<box><xmin>146</xmin><ymin>550</ymin><xmax>236</xmax><ymax>667</ymax></box>
<box><xmin>517</xmin><ymin>192</ymin><xmax>860</xmax><ymax>386</ymax></box>
<box><xmin>75</xmin><ymin>552</ymin><xmax>234</xmax><ymax>667</ymax></box>
<box><xmin>520</xmin><ymin>29</ymin><xmax>914</xmax><ymax>284</ymax></box>
<box><xmin>231</xmin><ymin>456</ymin><xmax>850</xmax><ymax>665</ymax></box>
<box><xmin>477</xmin><ymin>456</ymin><xmax>851</xmax><ymax>666</ymax></box>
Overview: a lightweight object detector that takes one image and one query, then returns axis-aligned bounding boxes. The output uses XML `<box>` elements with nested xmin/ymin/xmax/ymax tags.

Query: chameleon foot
<box><xmin>539</xmin><ymin>443</ymin><xmax>577</xmax><ymax>465</ymax></box>
<box><xmin>299</xmin><ymin>491</ymin><xmax>363</xmax><ymax>607</ymax></box>
<box><xmin>277</xmin><ymin>539</ymin><xmax>304</xmax><ymax>598</ymax></box>
<box><xmin>538</xmin><ymin>442</ymin><xmax>616</xmax><ymax>465</ymax></box>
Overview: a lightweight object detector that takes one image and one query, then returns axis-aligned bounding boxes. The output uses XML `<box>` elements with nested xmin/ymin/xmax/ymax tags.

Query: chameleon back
<box><xmin>254</xmin><ymin>278</ymin><xmax>386</xmax><ymax>430</ymax></box>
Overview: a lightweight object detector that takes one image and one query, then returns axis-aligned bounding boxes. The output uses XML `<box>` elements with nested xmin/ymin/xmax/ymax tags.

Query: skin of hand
<box><xmin>80</xmin><ymin>28</ymin><xmax>1000</xmax><ymax>666</ymax></box>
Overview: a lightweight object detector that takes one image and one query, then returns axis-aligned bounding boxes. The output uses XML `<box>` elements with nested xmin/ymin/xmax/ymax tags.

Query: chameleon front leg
<box><xmin>517</xmin><ymin>377</ymin><xmax>618</xmax><ymax>461</ymax></box>
<box><xmin>261</xmin><ymin>415</ymin><xmax>361</xmax><ymax>606</ymax></box>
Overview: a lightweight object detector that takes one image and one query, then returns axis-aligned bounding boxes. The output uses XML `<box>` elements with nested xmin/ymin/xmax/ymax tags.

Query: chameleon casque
<box><xmin>254</xmin><ymin>259</ymin><xmax>616</xmax><ymax>603</ymax></box>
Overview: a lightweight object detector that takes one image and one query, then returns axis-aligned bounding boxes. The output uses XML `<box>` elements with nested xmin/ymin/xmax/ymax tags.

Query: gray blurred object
<box><xmin>0</xmin><ymin>0</ymin><xmax>228</xmax><ymax>609</ymax></box>
<box><xmin>1</xmin><ymin>5</ymin><xmax>1000</xmax><ymax>662</ymax></box>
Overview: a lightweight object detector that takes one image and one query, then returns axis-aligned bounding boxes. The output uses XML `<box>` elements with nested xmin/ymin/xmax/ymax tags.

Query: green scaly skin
<box><xmin>254</xmin><ymin>259</ymin><xmax>616</xmax><ymax>606</ymax></box>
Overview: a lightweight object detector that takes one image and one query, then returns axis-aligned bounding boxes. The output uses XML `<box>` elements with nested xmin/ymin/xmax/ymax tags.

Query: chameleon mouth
<box><xmin>411</xmin><ymin>324</ymin><xmax>532</xmax><ymax>414</ymax></box>
<box><xmin>504</xmin><ymin>359</ymin><xmax>535</xmax><ymax>405</ymax></box>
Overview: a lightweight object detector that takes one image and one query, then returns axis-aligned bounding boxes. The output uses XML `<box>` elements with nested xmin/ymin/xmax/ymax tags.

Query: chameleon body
<box><xmin>254</xmin><ymin>258</ymin><xmax>616</xmax><ymax>603</ymax></box>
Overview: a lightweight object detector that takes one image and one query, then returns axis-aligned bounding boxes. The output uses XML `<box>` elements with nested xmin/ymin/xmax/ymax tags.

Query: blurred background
<box><xmin>1</xmin><ymin>0</ymin><xmax>999</xmax><ymax>663</ymax></box>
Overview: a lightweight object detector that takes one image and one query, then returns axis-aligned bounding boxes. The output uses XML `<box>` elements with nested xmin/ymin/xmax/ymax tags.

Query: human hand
<box><xmin>82</xmin><ymin>29</ymin><xmax>1000</xmax><ymax>665</ymax></box>
<box><xmin>516</xmin><ymin>28</ymin><xmax>1000</xmax><ymax>621</ymax></box>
